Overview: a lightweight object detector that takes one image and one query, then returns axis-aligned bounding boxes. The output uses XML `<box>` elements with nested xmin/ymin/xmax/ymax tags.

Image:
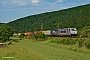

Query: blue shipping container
<box><xmin>51</xmin><ymin>29</ymin><xmax>58</xmax><ymax>35</ymax></box>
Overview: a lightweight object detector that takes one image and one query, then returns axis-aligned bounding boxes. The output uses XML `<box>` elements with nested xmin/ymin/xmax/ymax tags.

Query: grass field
<box><xmin>0</xmin><ymin>37</ymin><xmax>90</xmax><ymax>60</ymax></box>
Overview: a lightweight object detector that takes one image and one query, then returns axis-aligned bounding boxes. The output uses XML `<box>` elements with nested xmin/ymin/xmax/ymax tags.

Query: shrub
<box><xmin>69</xmin><ymin>39</ymin><xmax>76</xmax><ymax>45</ymax></box>
<box><xmin>83</xmin><ymin>39</ymin><xmax>90</xmax><ymax>49</ymax></box>
<box><xmin>34</xmin><ymin>32</ymin><xmax>47</xmax><ymax>41</ymax></box>
<box><xmin>50</xmin><ymin>37</ymin><xmax>76</xmax><ymax>45</ymax></box>
<box><xmin>65</xmin><ymin>38</ymin><xmax>71</xmax><ymax>45</ymax></box>
<box><xmin>78</xmin><ymin>39</ymin><xmax>84</xmax><ymax>47</ymax></box>
<box><xmin>79</xmin><ymin>26</ymin><xmax>90</xmax><ymax>38</ymax></box>
<box><xmin>8</xmin><ymin>41</ymin><xmax>12</xmax><ymax>45</ymax></box>
<box><xmin>86</xmin><ymin>42</ymin><xmax>90</xmax><ymax>49</ymax></box>
<box><xmin>19</xmin><ymin>33</ymin><xmax>25</xmax><ymax>38</ymax></box>
<box><xmin>50</xmin><ymin>39</ymin><xmax>61</xmax><ymax>44</ymax></box>
<box><xmin>60</xmin><ymin>38</ymin><xmax>75</xmax><ymax>45</ymax></box>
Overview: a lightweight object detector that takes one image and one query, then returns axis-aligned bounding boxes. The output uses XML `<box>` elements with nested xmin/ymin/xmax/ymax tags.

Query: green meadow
<box><xmin>0</xmin><ymin>37</ymin><xmax>90</xmax><ymax>60</ymax></box>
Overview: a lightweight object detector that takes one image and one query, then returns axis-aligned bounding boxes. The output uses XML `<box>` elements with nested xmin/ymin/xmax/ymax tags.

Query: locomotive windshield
<box><xmin>71</xmin><ymin>28</ymin><xmax>77</xmax><ymax>31</ymax></box>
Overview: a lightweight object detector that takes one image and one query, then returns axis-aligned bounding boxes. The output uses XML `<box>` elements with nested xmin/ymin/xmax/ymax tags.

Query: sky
<box><xmin>0</xmin><ymin>0</ymin><xmax>90</xmax><ymax>23</ymax></box>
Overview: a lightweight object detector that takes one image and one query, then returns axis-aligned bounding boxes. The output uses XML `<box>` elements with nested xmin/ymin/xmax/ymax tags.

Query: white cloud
<box><xmin>58</xmin><ymin>0</ymin><xmax>63</xmax><ymax>3</ymax></box>
<box><xmin>12</xmin><ymin>0</ymin><xmax>27</xmax><ymax>5</ymax></box>
<box><xmin>46</xmin><ymin>0</ymin><xmax>63</xmax><ymax>5</ymax></box>
<box><xmin>31</xmin><ymin>0</ymin><xmax>39</xmax><ymax>4</ymax></box>
<box><xmin>31</xmin><ymin>0</ymin><xmax>40</xmax><ymax>6</ymax></box>
<box><xmin>1</xmin><ymin>0</ymin><xmax>27</xmax><ymax>5</ymax></box>
<box><xmin>54</xmin><ymin>0</ymin><xmax>63</xmax><ymax>4</ymax></box>
<box><xmin>2</xmin><ymin>0</ymin><xmax>8</xmax><ymax>4</ymax></box>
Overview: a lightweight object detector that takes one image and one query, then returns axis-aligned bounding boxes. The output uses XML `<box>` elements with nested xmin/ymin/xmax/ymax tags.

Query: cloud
<box><xmin>58</xmin><ymin>0</ymin><xmax>63</xmax><ymax>2</ymax></box>
<box><xmin>1</xmin><ymin>0</ymin><xmax>27</xmax><ymax>6</ymax></box>
<box><xmin>1</xmin><ymin>0</ymin><xmax>8</xmax><ymax>4</ymax></box>
<box><xmin>1</xmin><ymin>0</ymin><xmax>63</xmax><ymax>6</ymax></box>
<box><xmin>31</xmin><ymin>0</ymin><xmax>39</xmax><ymax>4</ymax></box>
<box><xmin>54</xmin><ymin>0</ymin><xmax>63</xmax><ymax>4</ymax></box>
<box><xmin>12</xmin><ymin>0</ymin><xmax>27</xmax><ymax>5</ymax></box>
<box><xmin>45</xmin><ymin>0</ymin><xmax>63</xmax><ymax>5</ymax></box>
<box><xmin>31</xmin><ymin>0</ymin><xmax>40</xmax><ymax>6</ymax></box>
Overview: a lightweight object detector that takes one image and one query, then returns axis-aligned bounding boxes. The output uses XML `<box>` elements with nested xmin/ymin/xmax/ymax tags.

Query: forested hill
<box><xmin>7</xmin><ymin>4</ymin><xmax>90</xmax><ymax>32</ymax></box>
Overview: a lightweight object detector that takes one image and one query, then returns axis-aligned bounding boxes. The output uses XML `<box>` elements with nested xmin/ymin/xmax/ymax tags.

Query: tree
<box><xmin>79</xmin><ymin>26</ymin><xmax>90</xmax><ymax>37</ymax></box>
<box><xmin>0</xmin><ymin>25</ymin><xmax>13</xmax><ymax>42</ymax></box>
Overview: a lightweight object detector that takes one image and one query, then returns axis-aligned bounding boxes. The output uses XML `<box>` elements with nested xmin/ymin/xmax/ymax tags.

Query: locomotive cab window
<box><xmin>69</xmin><ymin>29</ymin><xmax>70</xmax><ymax>31</ymax></box>
<box><xmin>71</xmin><ymin>29</ymin><xmax>76</xmax><ymax>31</ymax></box>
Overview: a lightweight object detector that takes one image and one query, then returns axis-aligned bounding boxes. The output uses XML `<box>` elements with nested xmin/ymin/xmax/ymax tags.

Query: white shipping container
<box><xmin>45</xmin><ymin>30</ymin><xmax>51</xmax><ymax>35</ymax></box>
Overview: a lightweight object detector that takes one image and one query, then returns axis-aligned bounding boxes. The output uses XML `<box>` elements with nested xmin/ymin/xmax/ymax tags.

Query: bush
<box><xmin>8</xmin><ymin>41</ymin><xmax>12</xmax><ymax>45</ymax></box>
<box><xmin>50</xmin><ymin>37</ymin><xmax>76</xmax><ymax>45</ymax></box>
<box><xmin>78</xmin><ymin>39</ymin><xmax>84</xmax><ymax>47</ymax></box>
<box><xmin>60</xmin><ymin>38</ymin><xmax>75</xmax><ymax>45</ymax></box>
<box><xmin>19</xmin><ymin>33</ymin><xmax>25</xmax><ymax>38</ymax></box>
<box><xmin>34</xmin><ymin>33</ymin><xmax>47</xmax><ymax>41</ymax></box>
<box><xmin>83</xmin><ymin>39</ymin><xmax>90</xmax><ymax>49</ymax></box>
<box><xmin>50</xmin><ymin>39</ymin><xmax>61</xmax><ymax>44</ymax></box>
<box><xmin>79</xmin><ymin>26</ymin><xmax>90</xmax><ymax>38</ymax></box>
<box><xmin>64</xmin><ymin>38</ymin><xmax>71</xmax><ymax>45</ymax></box>
<box><xmin>86</xmin><ymin>42</ymin><xmax>90</xmax><ymax>49</ymax></box>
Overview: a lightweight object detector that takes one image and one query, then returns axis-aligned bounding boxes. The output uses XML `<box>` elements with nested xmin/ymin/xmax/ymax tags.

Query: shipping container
<box><xmin>45</xmin><ymin>30</ymin><xmax>51</xmax><ymax>35</ymax></box>
<box><xmin>16</xmin><ymin>34</ymin><xmax>18</xmax><ymax>36</ymax></box>
<box><xmin>42</xmin><ymin>31</ymin><xmax>46</xmax><ymax>34</ymax></box>
<box><xmin>27</xmin><ymin>32</ymin><xmax>32</xmax><ymax>36</ymax></box>
<box><xmin>13</xmin><ymin>33</ymin><xmax>18</xmax><ymax>36</ymax></box>
<box><xmin>32</xmin><ymin>32</ymin><xmax>34</xmax><ymax>35</ymax></box>
<box><xmin>51</xmin><ymin>29</ymin><xmax>58</xmax><ymax>35</ymax></box>
<box><xmin>34</xmin><ymin>31</ymin><xmax>40</xmax><ymax>34</ymax></box>
<box><xmin>24</xmin><ymin>33</ymin><xmax>28</xmax><ymax>35</ymax></box>
<box><xmin>18</xmin><ymin>33</ymin><xmax>21</xmax><ymax>36</ymax></box>
<box><xmin>13</xmin><ymin>33</ymin><xmax>16</xmax><ymax>36</ymax></box>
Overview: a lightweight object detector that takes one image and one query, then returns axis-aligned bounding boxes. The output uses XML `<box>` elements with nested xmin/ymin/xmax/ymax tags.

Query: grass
<box><xmin>0</xmin><ymin>44</ymin><xmax>43</xmax><ymax>60</ymax></box>
<box><xmin>0</xmin><ymin>37</ymin><xmax>90</xmax><ymax>60</ymax></box>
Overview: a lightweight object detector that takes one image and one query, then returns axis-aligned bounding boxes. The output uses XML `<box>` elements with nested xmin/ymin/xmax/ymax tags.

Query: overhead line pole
<box><xmin>41</xmin><ymin>23</ymin><xmax>43</xmax><ymax>33</ymax></box>
<box><xmin>58</xmin><ymin>23</ymin><xmax>59</xmax><ymax>29</ymax></box>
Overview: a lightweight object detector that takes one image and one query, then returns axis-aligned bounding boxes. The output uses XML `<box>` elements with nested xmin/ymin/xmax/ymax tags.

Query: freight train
<box><xmin>13</xmin><ymin>28</ymin><xmax>77</xmax><ymax>37</ymax></box>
